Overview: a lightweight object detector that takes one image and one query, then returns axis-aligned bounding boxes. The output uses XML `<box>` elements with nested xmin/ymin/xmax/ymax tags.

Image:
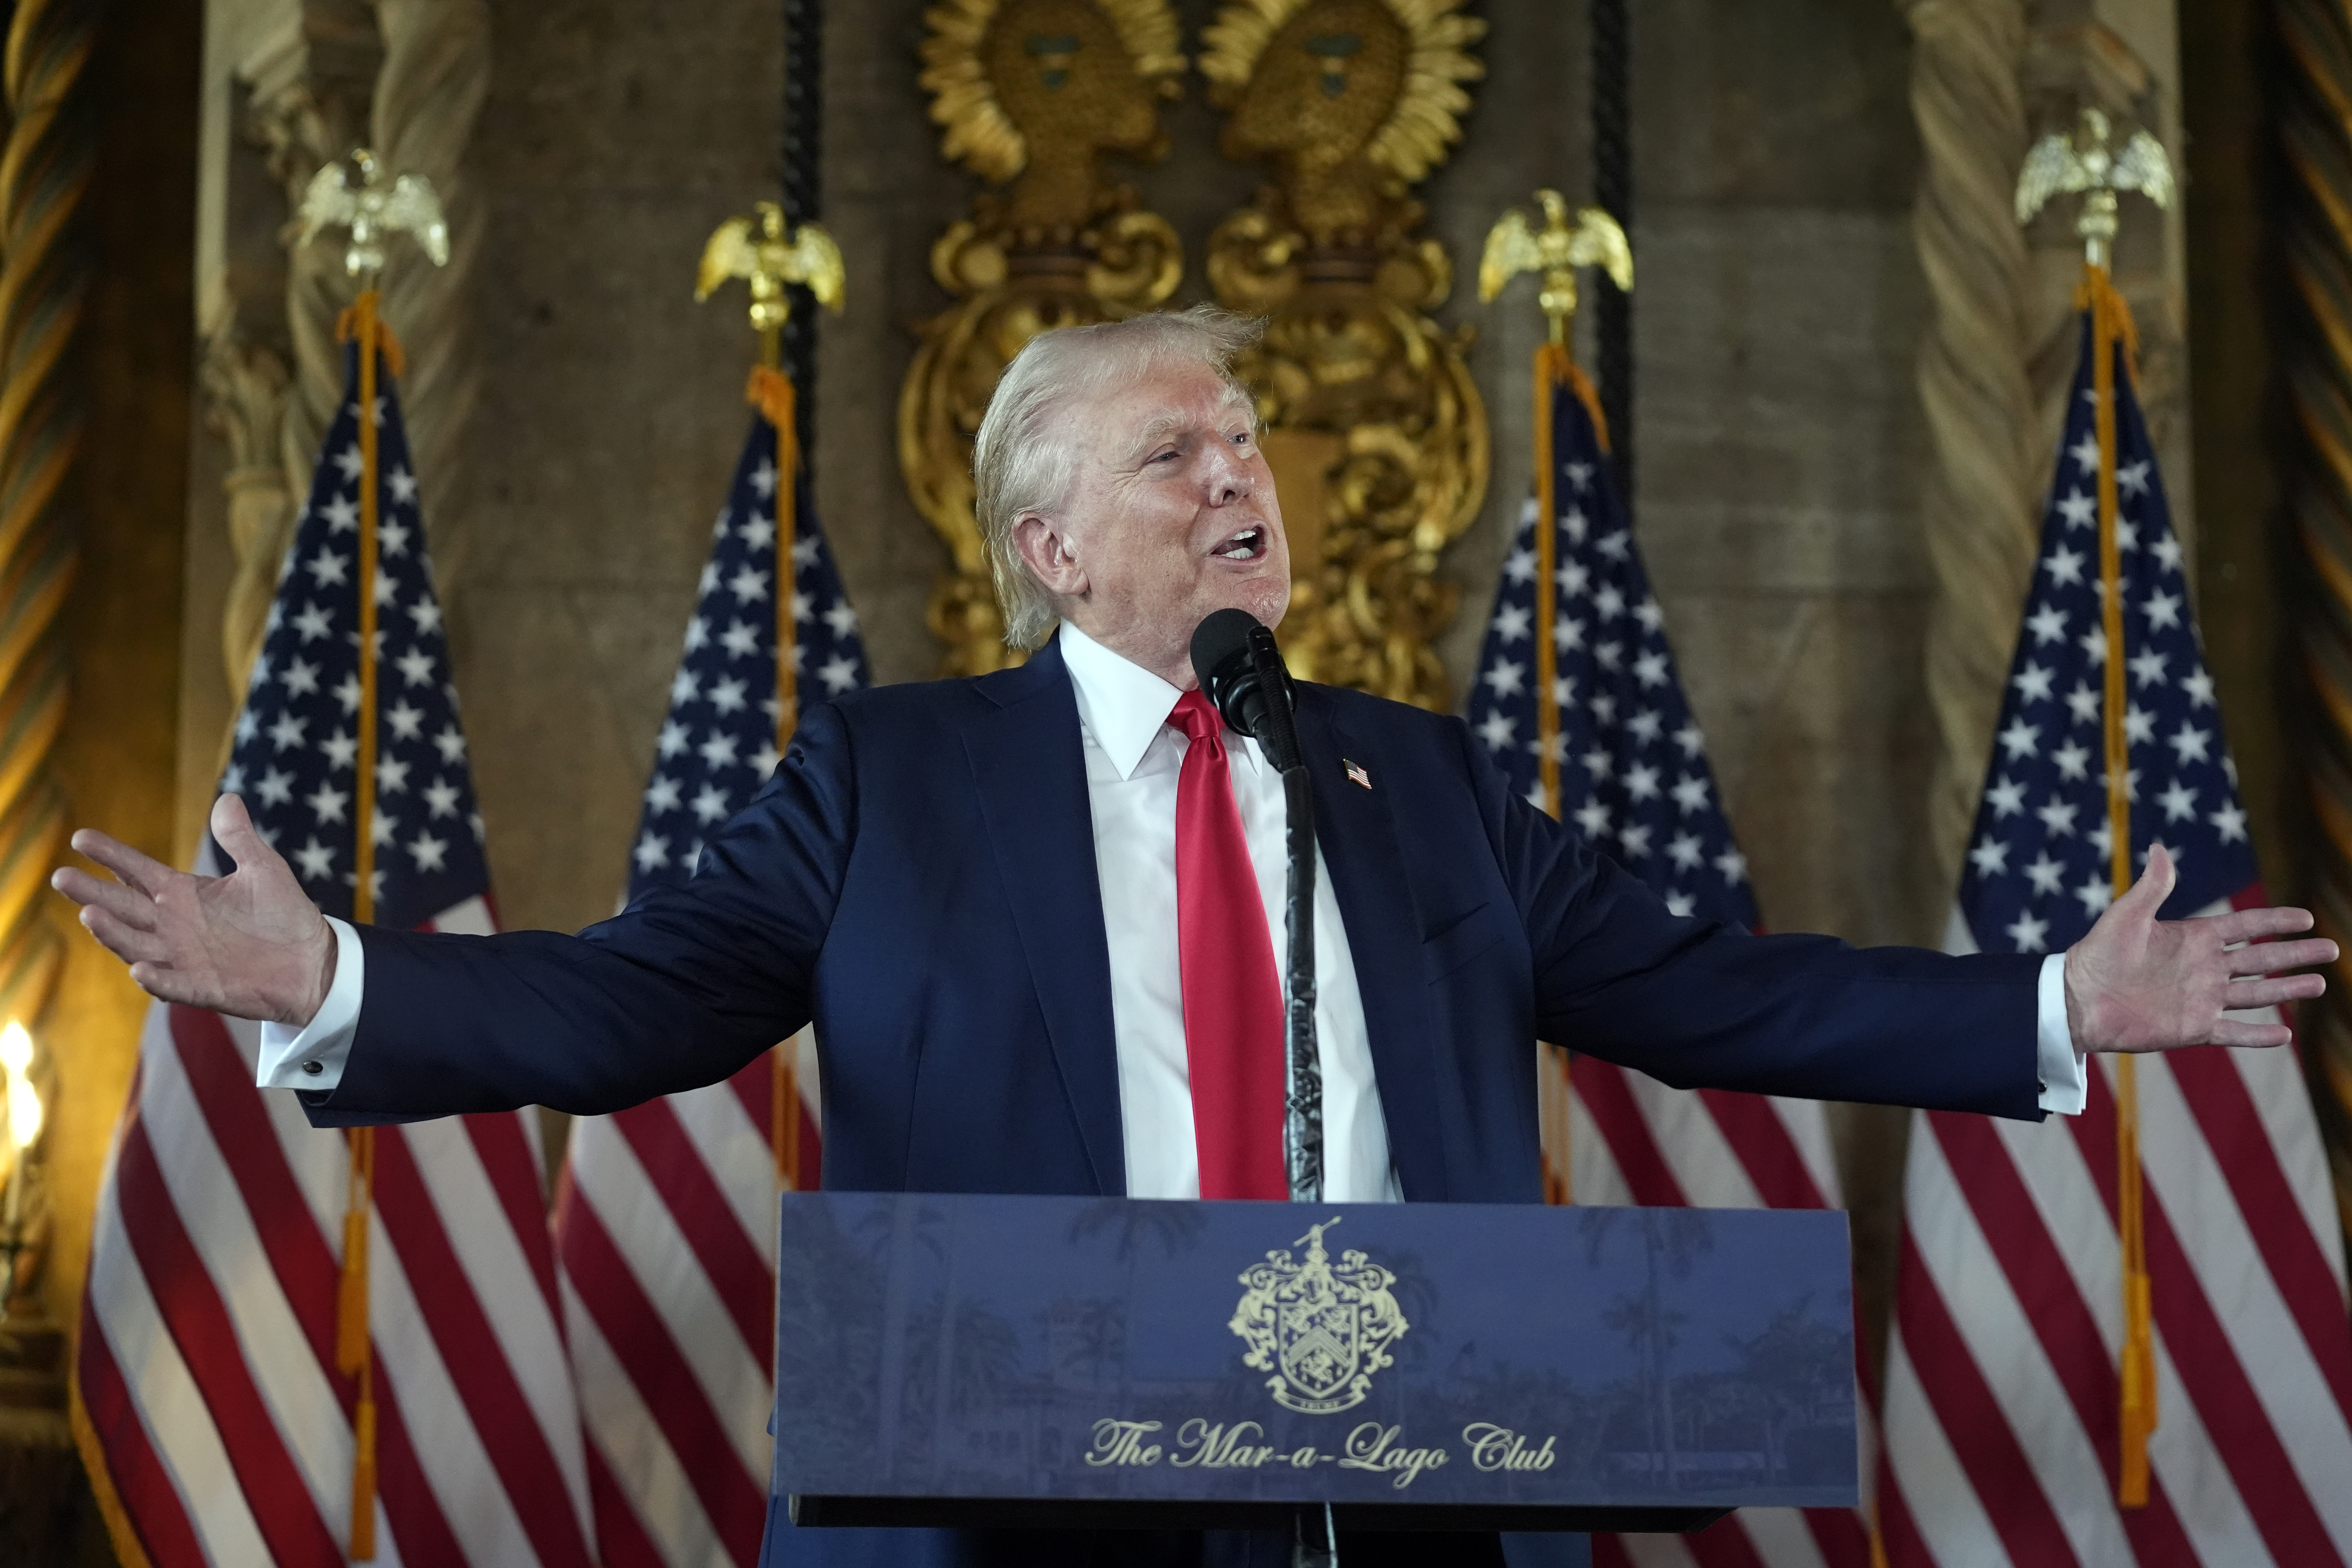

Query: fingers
<box><xmin>2225</xmin><ymin>936</ymin><xmax>2339</xmax><ymax>976</ymax></box>
<box><xmin>67</xmin><ymin>827</ymin><xmax>175</xmax><ymax>898</ymax></box>
<box><xmin>51</xmin><ymin>867</ymin><xmax>159</xmax><ymax>929</ymax></box>
<box><xmin>2205</xmin><ymin>1016</ymin><xmax>2295</xmax><ymax>1049</ymax></box>
<box><xmin>125</xmin><ymin>961</ymin><xmax>214</xmax><ymax>1011</ymax></box>
<box><xmin>2227</xmin><ymin>973</ymin><xmax>2328</xmax><ymax>1011</ymax></box>
<box><xmin>79</xmin><ymin>905</ymin><xmax>174</xmax><ymax>967</ymax></box>
<box><xmin>2206</xmin><ymin>904</ymin><xmax>2319</xmax><ymax>945</ymax></box>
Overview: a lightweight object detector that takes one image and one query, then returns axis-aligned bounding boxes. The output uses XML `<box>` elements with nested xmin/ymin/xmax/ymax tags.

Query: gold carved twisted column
<box><xmin>1900</xmin><ymin>0</ymin><xmax>2042</xmax><ymax>885</ymax></box>
<box><xmin>210</xmin><ymin>0</ymin><xmax>376</xmax><ymax>706</ymax></box>
<box><xmin>1202</xmin><ymin>0</ymin><xmax>1489</xmax><ymax>708</ymax></box>
<box><xmin>205</xmin><ymin>0</ymin><xmax>485</xmax><ymax>711</ymax></box>
<box><xmin>904</xmin><ymin>0</ymin><xmax>1186</xmax><ymax>675</ymax></box>
<box><xmin>0</xmin><ymin>0</ymin><xmax>95</xmax><ymax>1033</ymax></box>
<box><xmin>2279</xmin><ymin>0</ymin><xmax>2352</xmax><ymax>1242</ymax></box>
<box><xmin>369</xmin><ymin>0</ymin><xmax>490</xmax><ymax>580</ymax></box>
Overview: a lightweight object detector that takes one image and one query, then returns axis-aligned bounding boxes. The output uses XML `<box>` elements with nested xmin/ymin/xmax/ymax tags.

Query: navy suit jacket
<box><xmin>309</xmin><ymin>635</ymin><xmax>2045</xmax><ymax>1158</ymax></box>
<box><xmin>306</xmin><ymin>636</ymin><xmax>2042</xmax><ymax>1567</ymax></box>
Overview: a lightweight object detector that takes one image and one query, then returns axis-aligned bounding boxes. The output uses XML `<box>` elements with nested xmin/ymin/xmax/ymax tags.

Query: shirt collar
<box><xmin>1058</xmin><ymin>622</ymin><xmax>1261</xmax><ymax>782</ymax></box>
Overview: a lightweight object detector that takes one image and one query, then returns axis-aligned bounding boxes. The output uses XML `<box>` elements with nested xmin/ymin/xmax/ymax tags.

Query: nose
<box><xmin>1202</xmin><ymin>439</ymin><xmax>1254</xmax><ymax>507</ymax></box>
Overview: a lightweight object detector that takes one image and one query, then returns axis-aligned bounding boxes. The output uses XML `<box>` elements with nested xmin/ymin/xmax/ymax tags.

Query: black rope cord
<box><xmin>1590</xmin><ymin>0</ymin><xmax>1632</xmax><ymax>497</ymax></box>
<box><xmin>780</xmin><ymin>0</ymin><xmax>823</xmax><ymax>466</ymax></box>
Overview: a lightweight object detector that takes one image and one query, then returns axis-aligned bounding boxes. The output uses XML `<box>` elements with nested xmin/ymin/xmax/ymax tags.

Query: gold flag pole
<box><xmin>696</xmin><ymin>201</ymin><xmax>842</xmax><ymax>1192</ymax></box>
<box><xmin>2017</xmin><ymin>105</ymin><xmax>2175</xmax><ymax>1509</ymax></box>
<box><xmin>298</xmin><ymin>146</ymin><xmax>449</xmax><ymax>1561</ymax></box>
<box><xmin>1481</xmin><ymin>191</ymin><xmax>1634</xmax><ymax>1206</ymax></box>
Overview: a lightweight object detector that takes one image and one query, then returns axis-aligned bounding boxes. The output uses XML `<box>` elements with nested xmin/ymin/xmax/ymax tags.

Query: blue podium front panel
<box><xmin>773</xmin><ymin>1193</ymin><xmax>1857</xmax><ymax>1515</ymax></box>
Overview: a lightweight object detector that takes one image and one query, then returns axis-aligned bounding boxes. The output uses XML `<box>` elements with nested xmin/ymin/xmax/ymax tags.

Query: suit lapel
<box><xmin>1294</xmin><ymin>691</ymin><xmax>1451</xmax><ymax>1201</ymax></box>
<box><xmin>961</xmin><ymin>638</ymin><xmax>1127</xmax><ymax>1194</ymax></box>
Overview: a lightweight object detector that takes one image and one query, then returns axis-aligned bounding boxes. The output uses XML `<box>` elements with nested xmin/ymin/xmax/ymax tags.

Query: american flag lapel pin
<box><xmin>1344</xmin><ymin>758</ymin><xmax>1371</xmax><ymax>790</ymax></box>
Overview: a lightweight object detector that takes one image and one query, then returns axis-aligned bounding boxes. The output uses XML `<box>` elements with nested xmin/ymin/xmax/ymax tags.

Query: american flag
<box><xmin>554</xmin><ymin>401</ymin><xmax>866</xmax><ymax>1568</ymax></box>
<box><xmin>1877</xmin><ymin>309</ymin><xmax>2352</xmax><ymax>1563</ymax></box>
<box><xmin>72</xmin><ymin>335</ymin><xmax>597</xmax><ymax>1566</ymax></box>
<box><xmin>1471</xmin><ymin>373</ymin><xmax>1877</xmax><ymax>1568</ymax></box>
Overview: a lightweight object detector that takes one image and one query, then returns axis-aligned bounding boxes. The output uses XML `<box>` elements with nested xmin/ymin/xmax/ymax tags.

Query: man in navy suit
<box><xmin>59</xmin><ymin>309</ymin><xmax>2333</xmax><ymax>1568</ymax></box>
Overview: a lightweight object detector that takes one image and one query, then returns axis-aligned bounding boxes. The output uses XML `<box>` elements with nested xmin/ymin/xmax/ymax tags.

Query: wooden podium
<box><xmin>773</xmin><ymin>1192</ymin><xmax>1859</xmax><ymax>1537</ymax></box>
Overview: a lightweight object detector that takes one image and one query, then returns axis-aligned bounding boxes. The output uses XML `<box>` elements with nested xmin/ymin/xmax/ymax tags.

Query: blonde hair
<box><xmin>972</xmin><ymin>306</ymin><xmax>1263</xmax><ymax>650</ymax></box>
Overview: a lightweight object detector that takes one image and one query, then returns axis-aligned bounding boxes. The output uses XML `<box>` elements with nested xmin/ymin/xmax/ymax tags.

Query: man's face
<box><xmin>1013</xmin><ymin>359</ymin><xmax>1290</xmax><ymax>684</ymax></box>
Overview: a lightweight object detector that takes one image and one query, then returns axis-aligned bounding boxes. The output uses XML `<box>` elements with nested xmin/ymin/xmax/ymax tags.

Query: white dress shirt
<box><xmin>1056</xmin><ymin>623</ymin><xmax>1401</xmax><ymax>1201</ymax></box>
<box><xmin>262</xmin><ymin>628</ymin><xmax>2087</xmax><ymax>1152</ymax></box>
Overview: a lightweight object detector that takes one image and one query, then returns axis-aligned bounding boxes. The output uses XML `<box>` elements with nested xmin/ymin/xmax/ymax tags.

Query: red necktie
<box><xmin>1169</xmin><ymin>689</ymin><xmax>1287</xmax><ymax>1200</ymax></box>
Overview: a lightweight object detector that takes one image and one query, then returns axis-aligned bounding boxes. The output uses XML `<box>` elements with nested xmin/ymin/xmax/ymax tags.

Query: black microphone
<box><xmin>1189</xmin><ymin>608</ymin><xmax>1300</xmax><ymax>769</ymax></box>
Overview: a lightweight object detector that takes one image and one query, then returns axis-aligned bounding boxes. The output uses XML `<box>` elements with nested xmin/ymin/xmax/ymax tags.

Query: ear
<box><xmin>1012</xmin><ymin>513</ymin><xmax>1088</xmax><ymax>599</ymax></box>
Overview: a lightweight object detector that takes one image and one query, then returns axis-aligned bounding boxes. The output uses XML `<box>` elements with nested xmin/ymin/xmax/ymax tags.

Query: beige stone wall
<box><xmin>452</xmin><ymin>0</ymin><xmax>791</xmax><ymax>935</ymax></box>
<box><xmin>1624</xmin><ymin>4</ymin><xmax>1941</xmax><ymax>951</ymax></box>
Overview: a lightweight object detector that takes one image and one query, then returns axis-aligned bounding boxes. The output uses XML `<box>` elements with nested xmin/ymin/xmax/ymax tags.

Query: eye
<box><xmin>1229</xmin><ymin>428</ymin><xmax>1255</xmax><ymax>448</ymax></box>
<box><xmin>1150</xmin><ymin>446</ymin><xmax>1181</xmax><ymax>464</ymax></box>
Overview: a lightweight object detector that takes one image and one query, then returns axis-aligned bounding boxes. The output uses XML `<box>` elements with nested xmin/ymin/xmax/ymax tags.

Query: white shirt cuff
<box><xmin>2035</xmin><ymin>951</ymin><xmax>2085</xmax><ymax>1115</ymax></box>
<box><xmin>256</xmin><ymin>916</ymin><xmax>365</xmax><ymax>1091</ymax></box>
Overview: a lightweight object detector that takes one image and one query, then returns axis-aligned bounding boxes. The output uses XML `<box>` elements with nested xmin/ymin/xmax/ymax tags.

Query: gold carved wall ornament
<box><xmin>904</xmin><ymin>0</ymin><xmax>1187</xmax><ymax>674</ymax></box>
<box><xmin>1201</xmin><ymin>0</ymin><xmax>1488</xmax><ymax>707</ymax></box>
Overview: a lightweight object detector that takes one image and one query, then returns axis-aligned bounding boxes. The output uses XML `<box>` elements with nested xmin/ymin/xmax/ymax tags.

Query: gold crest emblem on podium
<box><xmin>1228</xmin><ymin>1217</ymin><xmax>1410</xmax><ymax>1415</ymax></box>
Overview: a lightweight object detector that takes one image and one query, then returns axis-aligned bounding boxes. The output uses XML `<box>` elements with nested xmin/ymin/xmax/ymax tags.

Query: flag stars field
<box><xmin>213</xmin><ymin>378</ymin><xmax>490</xmax><ymax>915</ymax></box>
<box><xmin>1472</xmin><ymin>388</ymin><xmax>1754</xmax><ymax>926</ymax></box>
<box><xmin>625</xmin><ymin>402</ymin><xmax>867</xmax><ymax>877</ymax></box>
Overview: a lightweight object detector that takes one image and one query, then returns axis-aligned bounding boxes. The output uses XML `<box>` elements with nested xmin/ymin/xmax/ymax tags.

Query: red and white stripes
<box><xmin>1878</xmin><ymin>896</ymin><xmax>2352</xmax><ymax>1567</ymax></box>
<box><xmin>1562</xmin><ymin>1055</ymin><xmax>1878</xmax><ymax>1568</ymax></box>
<box><xmin>555</xmin><ymin>1033</ymin><xmax>820</xmax><ymax>1568</ymax></box>
<box><xmin>73</xmin><ymin>897</ymin><xmax>597</xmax><ymax>1568</ymax></box>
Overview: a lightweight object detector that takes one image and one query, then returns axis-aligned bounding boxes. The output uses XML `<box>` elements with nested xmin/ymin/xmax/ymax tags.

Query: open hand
<box><xmin>2064</xmin><ymin>843</ymin><xmax>2336</xmax><ymax>1053</ymax></box>
<box><xmin>52</xmin><ymin>794</ymin><xmax>336</xmax><ymax>1026</ymax></box>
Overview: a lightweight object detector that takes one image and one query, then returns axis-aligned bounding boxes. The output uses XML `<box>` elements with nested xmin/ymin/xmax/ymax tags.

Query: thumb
<box><xmin>210</xmin><ymin>793</ymin><xmax>268</xmax><ymax>868</ymax></box>
<box><xmin>2119</xmin><ymin>840</ymin><xmax>2175</xmax><ymax>916</ymax></box>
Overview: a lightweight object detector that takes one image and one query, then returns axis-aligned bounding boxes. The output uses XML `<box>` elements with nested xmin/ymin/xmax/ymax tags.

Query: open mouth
<box><xmin>1210</xmin><ymin>526</ymin><xmax>1268</xmax><ymax>562</ymax></box>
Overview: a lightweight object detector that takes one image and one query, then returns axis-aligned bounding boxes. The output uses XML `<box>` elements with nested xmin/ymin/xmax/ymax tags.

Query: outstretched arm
<box><xmin>1470</xmin><ymin>724</ymin><xmax>2334</xmax><ymax>1118</ymax></box>
<box><xmin>54</xmin><ymin>793</ymin><xmax>336</xmax><ymax>1026</ymax></box>
<box><xmin>54</xmin><ymin>701</ymin><xmax>861</xmax><ymax>1122</ymax></box>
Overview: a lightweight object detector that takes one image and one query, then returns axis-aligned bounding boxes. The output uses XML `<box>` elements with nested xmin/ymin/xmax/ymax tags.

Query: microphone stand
<box><xmin>1237</xmin><ymin>630</ymin><xmax>1335</xmax><ymax>1568</ymax></box>
<box><xmin>1241</xmin><ymin>628</ymin><xmax>1322</xmax><ymax>1207</ymax></box>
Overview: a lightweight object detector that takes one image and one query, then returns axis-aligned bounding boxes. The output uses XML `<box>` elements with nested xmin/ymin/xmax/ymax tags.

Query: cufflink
<box><xmin>303</xmin><ymin>1059</ymin><xmax>324</xmax><ymax>1076</ymax></box>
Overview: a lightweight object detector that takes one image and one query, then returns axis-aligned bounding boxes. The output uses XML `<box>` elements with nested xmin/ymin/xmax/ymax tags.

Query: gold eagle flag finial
<box><xmin>695</xmin><ymin>202</ymin><xmax>846</xmax><ymax>368</ymax></box>
<box><xmin>296</xmin><ymin>148</ymin><xmax>450</xmax><ymax>281</ymax></box>
<box><xmin>2015</xmin><ymin>106</ymin><xmax>2174</xmax><ymax>270</ymax></box>
<box><xmin>1478</xmin><ymin>190</ymin><xmax>1633</xmax><ymax>346</ymax></box>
